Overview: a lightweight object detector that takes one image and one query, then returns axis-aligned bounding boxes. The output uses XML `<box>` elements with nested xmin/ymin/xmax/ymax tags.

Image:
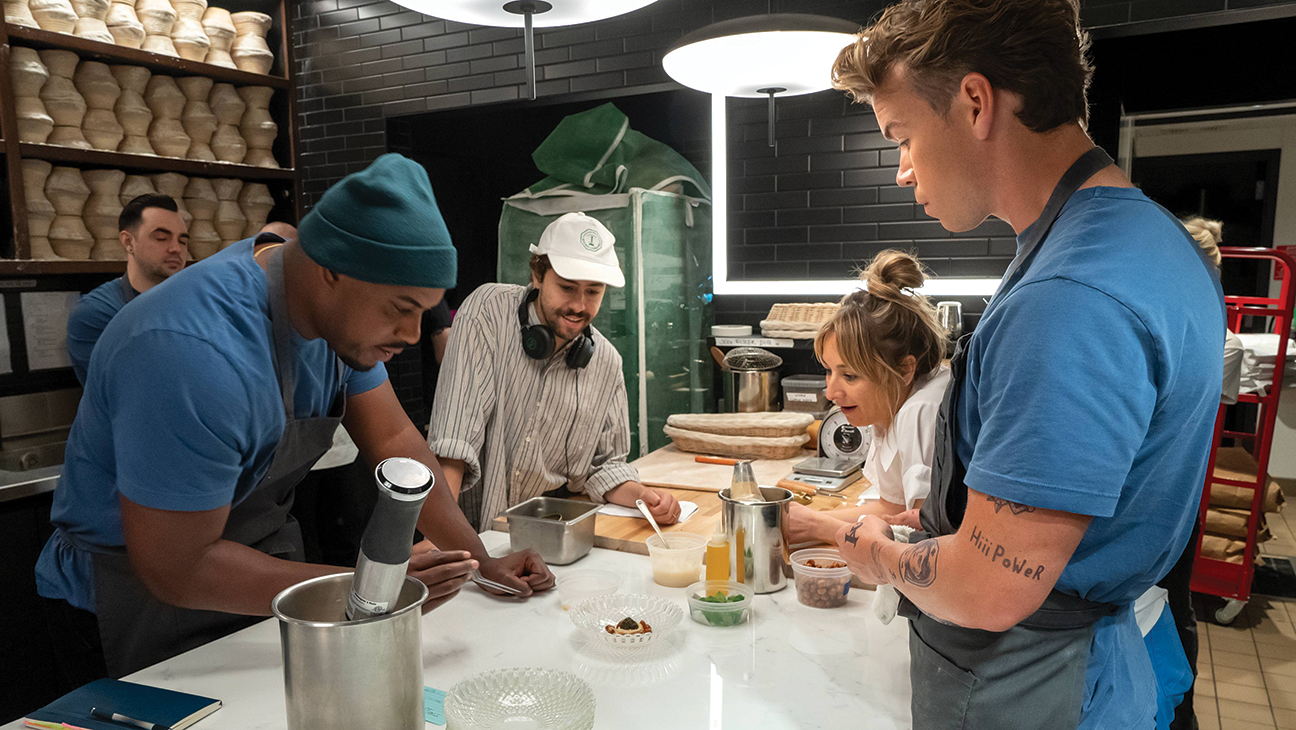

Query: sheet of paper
<box><xmin>598</xmin><ymin>500</ymin><xmax>700</xmax><ymax>524</ymax></box>
<box><xmin>0</xmin><ymin>297</ymin><xmax>12</xmax><ymax>375</ymax></box>
<box><xmin>20</xmin><ymin>291</ymin><xmax>79</xmax><ymax>371</ymax></box>
<box><xmin>424</xmin><ymin>686</ymin><xmax>446</xmax><ymax>726</ymax></box>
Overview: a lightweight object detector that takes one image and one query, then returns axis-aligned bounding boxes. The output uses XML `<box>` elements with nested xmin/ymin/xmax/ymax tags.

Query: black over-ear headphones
<box><xmin>518</xmin><ymin>287</ymin><xmax>595</xmax><ymax>369</ymax></box>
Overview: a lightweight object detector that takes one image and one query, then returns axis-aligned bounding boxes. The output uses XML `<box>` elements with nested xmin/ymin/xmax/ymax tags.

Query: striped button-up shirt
<box><xmin>428</xmin><ymin>283</ymin><xmax>638</xmax><ymax>531</ymax></box>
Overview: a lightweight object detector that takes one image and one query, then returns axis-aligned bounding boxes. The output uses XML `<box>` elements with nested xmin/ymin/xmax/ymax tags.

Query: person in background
<box><xmin>787</xmin><ymin>250</ymin><xmax>949</xmax><ymax>545</ymax></box>
<box><xmin>429</xmin><ymin>212</ymin><xmax>681</xmax><ymax>537</ymax></box>
<box><xmin>36</xmin><ymin>155</ymin><xmax>547</xmax><ymax>688</ymax></box>
<box><xmin>65</xmin><ymin>194</ymin><xmax>188</xmax><ymax>385</ymax></box>
<box><xmin>827</xmin><ymin>2</ymin><xmax>1223</xmax><ymax>728</ymax></box>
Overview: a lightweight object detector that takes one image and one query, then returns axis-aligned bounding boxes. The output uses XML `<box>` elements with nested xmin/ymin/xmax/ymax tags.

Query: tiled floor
<box><xmin>1192</xmin><ymin>478</ymin><xmax>1296</xmax><ymax>730</ymax></box>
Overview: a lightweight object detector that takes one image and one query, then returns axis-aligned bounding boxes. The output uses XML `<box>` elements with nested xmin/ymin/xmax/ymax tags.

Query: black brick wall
<box><xmin>291</xmin><ymin>0</ymin><xmax>1296</xmax><ymax>409</ymax></box>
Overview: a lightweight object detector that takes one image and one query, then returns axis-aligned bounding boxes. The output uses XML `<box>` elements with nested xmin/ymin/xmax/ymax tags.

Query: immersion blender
<box><xmin>346</xmin><ymin>457</ymin><xmax>435</xmax><ymax>621</ymax></box>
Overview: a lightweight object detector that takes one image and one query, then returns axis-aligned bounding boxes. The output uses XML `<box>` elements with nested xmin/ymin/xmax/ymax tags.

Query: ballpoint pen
<box><xmin>89</xmin><ymin>707</ymin><xmax>171</xmax><ymax>730</ymax></box>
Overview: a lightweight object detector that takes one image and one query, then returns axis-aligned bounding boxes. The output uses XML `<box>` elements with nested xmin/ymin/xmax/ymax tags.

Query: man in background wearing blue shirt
<box><xmin>65</xmin><ymin>194</ymin><xmax>188</xmax><ymax>384</ymax></box>
<box><xmin>828</xmin><ymin>2</ymin><xmax>1223</xmax><ymax>729</ymax></box>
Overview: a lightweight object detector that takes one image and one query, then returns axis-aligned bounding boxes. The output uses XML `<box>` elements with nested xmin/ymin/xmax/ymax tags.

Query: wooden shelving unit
<box><xmin>6</xmin><ymin>25</ymin><xmax>291</xmax><ymax>88</ymax></box>
<box><xmin>19</xmin><ymin>142</ymin><xmax>296</xmax><ymax>179</ymax></box>
<box><xmin>0</xmin><ymin>0</ymin><xmax>301</xmax><ymax>265</ymax></box>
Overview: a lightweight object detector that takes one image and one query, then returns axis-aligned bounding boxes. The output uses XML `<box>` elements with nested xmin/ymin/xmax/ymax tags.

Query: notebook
<box><xmin>26</xmin><ymin>678</ymin><xmax>221</xmax><ymax>730</ymax></box>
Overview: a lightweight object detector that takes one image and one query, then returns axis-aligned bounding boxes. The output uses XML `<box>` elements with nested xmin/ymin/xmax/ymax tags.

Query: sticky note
<box><xmin>424</xmin><ymin>686</ymin><xmax>447</xmax><ymax>726</ymax></box>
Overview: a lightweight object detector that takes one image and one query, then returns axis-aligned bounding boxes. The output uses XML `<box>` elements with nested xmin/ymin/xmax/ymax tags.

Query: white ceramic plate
<box><xmin>444</xmin><ymin>667</ymin><xmax>595</xmax><ymax>730</ymax></box>
<box><xmin>568</xmin><ymin>593</ymin><xmax>684</xmax><ymax>650</ymax></box>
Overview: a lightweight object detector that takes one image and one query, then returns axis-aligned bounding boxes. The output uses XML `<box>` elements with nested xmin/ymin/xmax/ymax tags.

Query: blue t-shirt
<box><xmin>66</xmin><ymin>277</ymin><xmax>136</xmax><ymax>385</ymax></box>
<box><xmin>36</xmin><ymin>238</ymin><xmax>388</xmax><ymax>612</ymax></box>
<box><xmin>956</xmin><ymin>187</ymin><xmax>1223</xmax><ymax>729</ymax></box>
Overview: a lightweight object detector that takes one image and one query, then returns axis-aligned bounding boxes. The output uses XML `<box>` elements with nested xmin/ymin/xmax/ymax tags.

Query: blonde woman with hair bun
<box><xmin>1181</xmin><ymin>216</ymin><xmax>1223</xmax><ymax>269</ymax></box>
<box><xmin>787</xmin><ymin>250</ymin><xmax>952</xmax><ymax>545</ymax></box>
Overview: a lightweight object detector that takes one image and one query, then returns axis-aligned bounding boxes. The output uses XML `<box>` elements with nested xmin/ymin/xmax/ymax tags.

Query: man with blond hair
<box><xmin>827</xmin><ymin>2</ymin><xmax>1223</xmax><ymax>728</ymax></box>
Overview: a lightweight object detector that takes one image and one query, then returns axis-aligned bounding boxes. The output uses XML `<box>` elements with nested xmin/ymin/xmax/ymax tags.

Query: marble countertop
<box><xmin>7</xmin><ymin>531</ymin><xmax>912</xmax><ymax>729</ymax></box>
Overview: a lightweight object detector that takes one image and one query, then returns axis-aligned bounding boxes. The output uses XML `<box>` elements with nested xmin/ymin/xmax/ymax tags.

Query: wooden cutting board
<box><xmin>630</xmin><ymin>443</ymin><xmax>815</xmax><ymax>492</ymax></box>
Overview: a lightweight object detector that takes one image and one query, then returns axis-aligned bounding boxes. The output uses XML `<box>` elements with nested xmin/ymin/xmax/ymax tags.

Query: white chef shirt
<box><xmin>862</xmin><ymin>364</ymin><xmax>951</xmax><ymax>509</ymax></box>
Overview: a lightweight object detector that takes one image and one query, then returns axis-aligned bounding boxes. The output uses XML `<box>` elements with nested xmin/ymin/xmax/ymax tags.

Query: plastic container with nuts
<box><xmin>790</xmin><ymin>548</ymin><xmax>852</xmax><ymax>608</ymax></box>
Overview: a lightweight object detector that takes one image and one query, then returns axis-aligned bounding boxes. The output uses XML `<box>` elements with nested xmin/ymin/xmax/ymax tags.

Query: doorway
<box><xmin>1132</xmin><ymin>148</ymin><xmax>1280</xmax><ymax>298</ymax></box>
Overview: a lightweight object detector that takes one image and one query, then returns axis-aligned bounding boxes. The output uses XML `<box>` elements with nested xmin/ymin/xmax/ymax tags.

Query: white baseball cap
<box><xmin>529</xmin><ymin>212</ymin><xmax>625</xmax><ymax>288</ymax></box>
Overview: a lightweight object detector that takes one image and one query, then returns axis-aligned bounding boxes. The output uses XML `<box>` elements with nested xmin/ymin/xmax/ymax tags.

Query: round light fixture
<box><xmin>401</xmin><ymin>0</ymin><xmax>660</xmax><ymax>27</ymax></box>
<box><xmin>662</xmin><ymin>14</ymin><xmax>861</xmax><ymax>98</ymax></box>
<box><xmin>409</xmin><ymin>1</ymin><xmax>663</xmax><ymax>99</ymax></box>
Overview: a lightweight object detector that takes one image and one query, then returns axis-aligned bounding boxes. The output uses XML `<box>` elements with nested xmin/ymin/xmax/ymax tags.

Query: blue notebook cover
<box><xmin>27</xmin><ymin>678</ymin><xmax>221</xmax><ymax>730</ymax></box>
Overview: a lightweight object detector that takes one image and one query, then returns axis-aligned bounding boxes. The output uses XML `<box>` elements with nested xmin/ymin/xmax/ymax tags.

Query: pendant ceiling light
<box><xmin>664</xmin><ymin>14</ymin><xmax>859</xmax><ymax>146</ymax></box>
<box><xmin>409</xmin><ymin>1</ymin><xmax>662</xmax><ymax>100</ymax></box>
<box><xmin>663</xmin><ymin>14</ymin><xmax>867</xmax><ymax>297</ymax></box>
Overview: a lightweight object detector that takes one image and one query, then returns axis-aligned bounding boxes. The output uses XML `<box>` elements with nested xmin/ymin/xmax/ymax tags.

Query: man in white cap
<box><xmin>429</xmin><ymin>212</ymin><xmax>681</xmax><ymax>541</ymax></box>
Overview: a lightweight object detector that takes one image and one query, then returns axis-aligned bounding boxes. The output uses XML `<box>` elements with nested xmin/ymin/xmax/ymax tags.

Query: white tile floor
<box><xmin>1192</xmin><ymin>479</ymin><xmax>1296</xmax><ymax>730</ymax></box>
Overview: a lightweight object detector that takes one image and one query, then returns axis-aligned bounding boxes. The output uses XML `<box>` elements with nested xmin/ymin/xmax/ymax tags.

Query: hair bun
<box><xmin>861</xmin><ymin>249</ymin><xmax>927</xmax><ymax>303</ymax></box>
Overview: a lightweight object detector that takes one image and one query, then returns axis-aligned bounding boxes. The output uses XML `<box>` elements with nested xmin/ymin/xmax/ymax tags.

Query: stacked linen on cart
<box><xmin>1237</xmin><ymin>333</ymin><xmax>1296</xmax><ymax>395</ymax></box>
<box><xmin>1200</xmin><ymin>447</ymin><xmax>1286</xmax><ymax>564</ymax></box>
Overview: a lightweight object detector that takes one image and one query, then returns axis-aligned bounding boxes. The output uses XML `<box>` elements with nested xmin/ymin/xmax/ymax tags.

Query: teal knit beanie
<box><xmin>298</xmin><ymin>153</ymin><xmax>457</xmax><ymax>289</ymax></box>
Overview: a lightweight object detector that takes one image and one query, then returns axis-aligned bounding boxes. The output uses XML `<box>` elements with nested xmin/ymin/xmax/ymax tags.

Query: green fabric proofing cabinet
<box><xmin>498</xmin><ymin>103</ymin><xmax>715</xmax><ymax>460</ymax></box>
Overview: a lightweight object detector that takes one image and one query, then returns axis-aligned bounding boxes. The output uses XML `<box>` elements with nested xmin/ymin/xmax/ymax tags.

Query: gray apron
<box><xmin>88</xmin><ymin>247</ymin><xmax>346</xmax><ymax>677</ymax></box>
<box><xmin>898</xmin><ymin>148</ymin><xmax>1123</xmax><ymax>730</ymax></box>
<box><xmin>115</xmin><ymin>275</ymin><xmax>139</xmax><ymax>305</ymax></box>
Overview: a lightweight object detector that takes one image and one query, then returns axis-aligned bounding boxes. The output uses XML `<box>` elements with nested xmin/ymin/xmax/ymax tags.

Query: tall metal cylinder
<box><xmin>722</xmin><ymin>369</ymin><xmax>781</xmax><ymax>412</ymax></box>
<box><xmin>273</xmin><ymin>573</ymin><xmax>428</xmax><ymax>730</ymax></box>
<box><xmin>720</xmin><ymin>486</ymin><xmax>793</xmax><ymax>593</ymax></box>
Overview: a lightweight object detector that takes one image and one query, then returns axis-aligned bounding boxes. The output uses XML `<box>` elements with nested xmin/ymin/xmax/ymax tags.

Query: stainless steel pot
<box><xmin>721</xmin><ymin>346</ymin><xmax>782</xmax><ymax>412</ymax></box>
<box><xmin>272</xmin><ymin>573</ymin><xmax>428</xmax><ymax>730</ymax></box>
<box><xmin>720</xmin><ymin>486</ymin><xmax>793</xmax><ymax>593</ymax></box>
<box><xmin>722</xmin><ymin>369</ymin><xmax>781</xmax><ymax>412</ymax></box>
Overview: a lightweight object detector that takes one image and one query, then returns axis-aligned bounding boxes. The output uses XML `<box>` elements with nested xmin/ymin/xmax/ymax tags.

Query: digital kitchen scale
<box><xmin>791</xmin><ymin>457</ymin><xmax>864</xmax><ymax>492</ymax></box>
<box><xmin>791</xmin><ymin>407</ymin><xmax>872</xmax><ymax>492</ymax></box>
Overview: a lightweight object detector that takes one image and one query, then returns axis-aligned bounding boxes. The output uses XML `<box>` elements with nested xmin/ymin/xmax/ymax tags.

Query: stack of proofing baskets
<box><xmin>664</xmin><ymin>412</ymin><xmax>813</xmax><ymax>461</ymax></box>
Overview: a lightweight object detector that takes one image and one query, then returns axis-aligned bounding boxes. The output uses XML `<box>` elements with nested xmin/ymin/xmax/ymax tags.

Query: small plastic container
<box><xmin>782</xmin><ymin>374</ymin><xmax>829</xmax><ymax>414</ymax></box>
<box><xmin>645</xmin><ymin>533</ymin><xmax>707</xmax><ymax>587</ymax></box>
<box><xmin>686</xmin><ymin>580</ymin><xmax>754</xmax><ymax>627</ymax></box>
<box><xmin>556</xmin><ymin>569</ymin><xmax>622</xmax><ymax>611</ymax></box>
<box><xmin>790</xmin><ymin>548</ymin><xmax>852</xmax><ymax>608</ymax></box>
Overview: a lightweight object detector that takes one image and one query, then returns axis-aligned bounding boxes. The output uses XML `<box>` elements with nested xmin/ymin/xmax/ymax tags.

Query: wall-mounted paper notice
<box><xmin>21</xmin><ymin>291</ymin><xmax>79</xmax><ymax>371</ymax></box>
<box><xmin>0</xmin><ymin>298</ymin><xmax>12</xmax><ymax>375</ymax></box>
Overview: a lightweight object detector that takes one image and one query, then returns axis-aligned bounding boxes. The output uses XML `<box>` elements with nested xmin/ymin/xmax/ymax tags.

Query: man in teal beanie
<box><xmin>37</xmin><ymin>154</ymin><xmax>552</xmax><ymax>684</ymax></box>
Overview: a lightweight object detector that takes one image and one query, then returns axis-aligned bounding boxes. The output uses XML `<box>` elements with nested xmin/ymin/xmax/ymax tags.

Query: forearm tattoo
<box><xmin>969</xmin><ymin>524</ymin><xmax>1045</xmax><ymax>581</ymax></box>
<box><xmin>898</xmin><ymin>540</ymin><xmax>939</xmax><ymax>588</ymax></box>
<box><xmin>986</xmin><ymin>495</ymin><xmax>1036</xmax><ymax>515</ymax></box>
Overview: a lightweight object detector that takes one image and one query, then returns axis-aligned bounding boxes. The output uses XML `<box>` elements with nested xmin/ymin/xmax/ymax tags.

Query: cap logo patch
<box><xmin>580</xmin><ymin>228</ymin><xmax>603</xmax><ymax>252</ymax></box>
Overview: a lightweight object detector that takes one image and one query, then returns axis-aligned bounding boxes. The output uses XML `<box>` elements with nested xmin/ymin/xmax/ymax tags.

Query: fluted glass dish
<box><xmin>444</xmin><ymin>667</ymin><xmax>595</xmax><ymax>730</ymax></box>
<box><xmin>568</xmin><ymin>593</ymin><xmax>684</xmax><ymax>650</ymax></box>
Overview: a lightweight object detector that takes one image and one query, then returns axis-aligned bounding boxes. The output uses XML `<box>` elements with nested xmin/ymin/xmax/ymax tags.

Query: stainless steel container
<box><xmin>720</xmin><ymin>486</ymin><xmax>793</xmax><ymax>593</ymax></box>
<box><xmin>503</xmin><ymin>497</ymin><xmax>601</xmax><ymax>565</ymax></box>
<box><xmin>722</xmin><ymin>368</ymin><xmax>781</xmax><ymax>412</ymax></box>
<box><xmin>272</xmin><ymin>573</ymin><xmax>428</xmax><ymax>730</ymax></box>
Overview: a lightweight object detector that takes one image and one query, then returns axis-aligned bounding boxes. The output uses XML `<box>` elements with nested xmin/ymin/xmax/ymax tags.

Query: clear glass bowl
<box><xmin>568</xmin><ymin>593</ymin><xmax>684</xmax><ymax>650</ymax></box>
<box><xmin>444</xmin><ymin>667</ymin><xmax>595</xmax><ymax>730</ymax></box>
<box><xmin>556</xmin><ymin>569</ymin><xmax>621</xmax><ymax>611</ymax></box>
